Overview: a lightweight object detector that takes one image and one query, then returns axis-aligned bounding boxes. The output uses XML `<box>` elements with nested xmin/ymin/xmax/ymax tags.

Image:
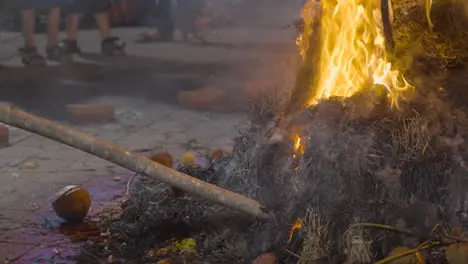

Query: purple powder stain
<box><xmin>8</xmin><ymin>154</ymin><xmax>209</xmax><ymax>263</ymax></box>
<box><xmin>7</xmin><ymin>173</ymin><xmax>132</xmax><ymax>263</ymax></box>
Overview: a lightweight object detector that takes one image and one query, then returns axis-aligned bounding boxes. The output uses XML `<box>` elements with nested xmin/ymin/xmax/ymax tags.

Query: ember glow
<box><xmin>289</xmin><ymin>218</ymin><xmax>303</xmax><ymax>241</ymax></box>
<box><xmin>298</xmin><ymin>0</ymin><xmax>413</xmax><ymax>107</ymax></box>
<box><xmin>294</xmin><ymin>135</ymin><xmax>302</xmax><ymax>152</ymax></box>
<box><xmin>292</xmin><ymin>135</ymin><xmax>305</xmax><ymax>159</ymax></box>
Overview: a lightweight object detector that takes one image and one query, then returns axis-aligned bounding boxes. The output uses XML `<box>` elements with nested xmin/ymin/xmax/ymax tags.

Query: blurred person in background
<box><xmin>136</xmin><ymin>0</ymin><xmax>210</xmax><ymax>44</ymax></box>
<box><xmin>136</xmin><ymin>0</ymin><xmax>174</xmax><ymax>42</ymax></box>
<box><xmin>15</xmin><ymin>0</ymin><xmax>63</xmax><ymax>66</ymax></box>
<box><xmin>176</xmin><ymin>0</ymin><xmax>210</xmax><ymax>44</ymax></box>
<box><xmin>61</xmin><ymin>0</ymin><xmax>125</xmax><ymax>57</ymax></box>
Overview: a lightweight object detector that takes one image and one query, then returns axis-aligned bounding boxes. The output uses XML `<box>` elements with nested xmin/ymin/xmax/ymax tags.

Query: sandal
<box><xmin>19</xmin><ymin>46</ymin><xmax>46</xmax><ymax>66</ymax></box>
<box><xmin>101</xmin><ymin>37</ymin><xmax>126</xmax><ymax>56</ymax></box>
<box><xmin>46</xmin><ymin>44</ymin><xmax>68</xmax><ymax>62</ymax></box>
<box><xmin>59</xmin><ymin>39</ymin><xmax>82</xmax><ymax>55</ymax></box>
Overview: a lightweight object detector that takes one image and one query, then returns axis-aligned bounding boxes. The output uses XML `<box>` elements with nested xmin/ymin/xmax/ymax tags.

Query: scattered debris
<box><xmin>180</xmin><ymin>152</ymin><xmax>196</xmax><ymax>167</ymax></box>
<box><xmin>22</xmin><ymin>161</ymin><xmax>37</xmax><ymax>169</ymax></box>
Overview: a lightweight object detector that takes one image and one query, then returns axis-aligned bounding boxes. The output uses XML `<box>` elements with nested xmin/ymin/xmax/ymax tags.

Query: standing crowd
<box><xmin>15</xmin><ymin>0</ymin><xmax>125</xmax><ymax>66</ymax></box>
<box><xmin>14</xmin><ymin>0</ymin><xmax>214</xmax><ymax>67</ymax></box>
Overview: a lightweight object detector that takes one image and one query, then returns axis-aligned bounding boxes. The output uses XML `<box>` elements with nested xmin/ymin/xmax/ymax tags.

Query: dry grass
<box><xmin>389</xmin><ymin>115</ymin><xmax>432</xmax><ymax>161</ymax></box>
<box><xmin>298</xmin><ymin>208</ymin><xmax>330</xmax><ymax>264</ymax></box>
<box><xmin>392</xmin><ymin>0</ymin><xmax>468</xmax><ymax>68</ymax></box>
<box><xmin>76</xmin><ymin>79</ymin><xmax>468</xmax><ymax>264</ymax></box>
<box><xmin>343</xmin><ymin>223</ymin><xmax>373</xmax><ymax>264</ymax></box>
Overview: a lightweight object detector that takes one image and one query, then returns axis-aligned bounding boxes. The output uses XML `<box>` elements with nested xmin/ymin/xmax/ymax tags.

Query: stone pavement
<box><xmin>0</xmin><ymin>0</ymin><xmax>304</xmax><ymax>262</ymax></box>
<box><xmin>0</xmin><ymin>97</ymin><xmax>246</xmax><ymax>262</ymax></box>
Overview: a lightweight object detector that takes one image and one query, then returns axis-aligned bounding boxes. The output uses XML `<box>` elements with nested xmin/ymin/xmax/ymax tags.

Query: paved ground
<box><xmin>0</xmin><ymin>0</ymin><xmax>303</xmax><ymax>262</ymax></box>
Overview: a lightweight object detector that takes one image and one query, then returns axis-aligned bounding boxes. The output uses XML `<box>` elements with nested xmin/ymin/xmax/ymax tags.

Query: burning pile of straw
<box><xmin>76</xmin><ymin>0</ymin><xmax>468</xmax><ymax>263</ymax></box>
<box><xmin>77</xmin><ymin>86</ymin><xmax>468</xmax><ymax>263</ymax></box>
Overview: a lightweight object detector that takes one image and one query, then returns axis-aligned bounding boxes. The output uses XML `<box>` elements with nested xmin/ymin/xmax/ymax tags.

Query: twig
<box><xmin>284</xmin><ymin>249</ymin><xmax>301</xmax><ymax>259</ymax></box>
<box><xmin>348</xmin><ymin>223</ymin><xmax>414</xmax><ymax>236</ymax></box>
<box><xmin>0</xmin><ymin>105</ymin><xmax>270</xmax><ymax>220</ymax></box>
<box><xmin>349</xmin><ymin>223</ymin><xmax>468</xmax><ymax>244</ymax></box>
<box><xmin>126</xmin><ymin>172</ymin><xmax>138</xmax><ymax>196</ymax></box>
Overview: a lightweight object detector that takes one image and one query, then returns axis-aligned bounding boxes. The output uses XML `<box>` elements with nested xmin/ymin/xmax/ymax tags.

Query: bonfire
<box><xmin>69</xmin><ymin>0</ymin><xmax>468</xmax><ymax>263</ymax></box>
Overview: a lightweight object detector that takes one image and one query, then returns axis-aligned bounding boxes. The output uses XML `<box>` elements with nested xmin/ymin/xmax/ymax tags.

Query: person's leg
<box><xmin>59</xmin><ymin>0</ymin><xmax>84</xmax><ymax>55</ymax></box>
<box><xmin>94</xmin><ymin>12</ymin><xmax>110</xmax><ymax>40</ymax></box>
<box><xmin>60</xmin><ymin>12</ymin><xmax>82</xmax><ymax>55</ymax></box>
<box><xmin>46</xmin><ymin>6</ymin><xmax>60</xmax><ymax>46</ymax></box>
<box><xmin>61</xmin><ymin>0</ymin><xmax>123</xmax><ymax>56</ymax></box>
<box><xmin>44</xmin><ymin>4</ymin><xmax>68</xmax><ymax>61</ymax></box>
<box><xmin>63</xmin><ymin>1</ymin><xmax>111</xmax><ymax>42</ymax></box>
<box><xmin>20</xmin><ymin>8</ymin><xmax>36</xmax><ymax>47</ymax></box>
<box><xmin>90</xmin><ymin>0</ymin><xmax>125</xmax><ymax>55</ymax></box>
<box><xmin>15</xmin><ymin>0</ymin><xmax>46</xmax><ymax>66</ymax></box>
<box><xmin>66</xmin><ymin>13</ymin><xmax>80</xmax><ymax>41</ymax></box>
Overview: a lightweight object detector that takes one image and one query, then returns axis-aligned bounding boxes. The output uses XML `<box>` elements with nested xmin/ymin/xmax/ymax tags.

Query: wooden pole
<box><xmin>0</xmin><ymin>105</ymin><xmax>269</xmax><ymax>220</ymax></box>
<box><xmin>381</xmin><ymin>0</ymin><xmax>395</xmax><ymax>53</ymax></box>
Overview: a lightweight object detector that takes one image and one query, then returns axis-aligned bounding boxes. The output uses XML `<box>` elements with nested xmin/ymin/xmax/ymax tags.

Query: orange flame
<box><xmin>292</xmin><ymin>134</ymin><xmax>305</xmax><ymax>159</ymax></box>
<box><xmin>289</xmin><ymin>218</ymin><xmax>303</xmax><ymax>241</ymax></box>
<box><xmin>298</xmin><ymin>0</ymin><xmax>413</xmax><ymax>108</ymax></box>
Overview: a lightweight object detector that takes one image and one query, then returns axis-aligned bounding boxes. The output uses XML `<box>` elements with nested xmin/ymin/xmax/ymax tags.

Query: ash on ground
<box><xmin>75</xmin><ymin>79</ymin><xmax>468</xmax><ymax>263</ymax></box>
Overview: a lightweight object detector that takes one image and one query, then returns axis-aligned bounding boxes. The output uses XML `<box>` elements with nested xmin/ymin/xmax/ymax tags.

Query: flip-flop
<box><xmin>19</xmin><ymin>47</ymin><xmax>46</xmax><ymax>66</ymax></box>
<box><xmin>102</xmin><ymin>37</ymin><xmax>126</xmax><ymax>56</ymax></box>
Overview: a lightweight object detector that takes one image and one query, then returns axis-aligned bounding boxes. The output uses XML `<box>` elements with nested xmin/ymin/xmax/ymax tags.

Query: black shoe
<box><xmin>59</xmin><ymin>39</ymin><xmax>82</xmax><ymax>55</ymax></box>
<box><xmin>101</xmin><ymin>37</ymin><xmax>126</xmax><ymax>56</ymax></box>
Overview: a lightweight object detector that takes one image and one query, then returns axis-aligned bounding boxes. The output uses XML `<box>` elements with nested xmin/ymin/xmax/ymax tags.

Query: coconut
<box><xmin>52</xmin><ymin>185</ymin><xmax>91</xmax><ymax>223</ymax></box>
<box><xmin>151</xmin><ymin>151</ymin><xmax>174</xmax><ymax>168</ymax></box>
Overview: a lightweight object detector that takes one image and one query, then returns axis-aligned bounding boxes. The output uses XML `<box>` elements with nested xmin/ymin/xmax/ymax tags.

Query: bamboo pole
<box><xmin>0</xmin><ymin>105</ymin><xmax>269</xmax><ymax>220</ymax></box>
